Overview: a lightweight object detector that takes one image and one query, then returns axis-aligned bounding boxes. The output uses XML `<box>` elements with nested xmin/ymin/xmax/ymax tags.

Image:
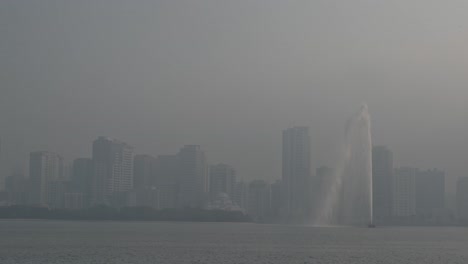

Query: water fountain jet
<box><xmin>314</xmin><ymin>104</ymin><xmax>373</xmax><ymax>227</ymax></box>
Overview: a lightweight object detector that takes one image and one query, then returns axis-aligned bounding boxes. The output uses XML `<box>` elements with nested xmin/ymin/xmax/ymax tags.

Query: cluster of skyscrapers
<box><xmin>2</xmin><ymin>137</ymin><xmax>276</xmax><ymax>222</ymax></box>
<box><xmin>2</xmin><ymin>130</ymin><xmax>467</xmax><ymax>225</ymax></box>
<box><xmin>280</xmin><ymin>131</ymin><xmax>452</xmax><ymax>225</ymax></box>
<box><xmin>372</xmin><ymin>146</ymin><xmax>448</xmax><ymax>225</ymax></box>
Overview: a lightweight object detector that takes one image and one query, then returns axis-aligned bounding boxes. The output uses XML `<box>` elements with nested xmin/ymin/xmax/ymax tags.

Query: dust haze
<box><xmin>1</xmin><ymin>1</ymin><xmax>467</xmax><ymax>192</ymax></box>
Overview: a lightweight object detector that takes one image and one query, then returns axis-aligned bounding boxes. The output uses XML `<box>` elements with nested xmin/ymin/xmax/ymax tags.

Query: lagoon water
<box><xmin>1</xmin><ymin>220</ymin><xmax>468</xmax><ymax>264</ymax></box>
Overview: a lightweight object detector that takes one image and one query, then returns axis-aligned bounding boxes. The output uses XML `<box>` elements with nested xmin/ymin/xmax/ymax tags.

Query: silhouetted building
<box><xmin>133</xmin><ymin>154</ymin><xmax>159</xmax><ymax>207</ymax></box>
<box><xmin>71</xmin><ymin>158</ymin><xmax>93</xmax><ymax>206</ymax></box>
<box><xmin>282</xmin><ymin>126</ymin><xmax>311</xmax><ymax>222</ymax></box>
<box><xmin>29</xmin><ymin>151</ymin><xmax>64</xmax><ymax>206</ymax></box>
<box><xmin>5</xmin><ymin>173</ymin><xmax>28</xmax><ymax>205</ymax></box>
<box><xmin>135</xmin><ymin>187</ymin><xmax>160</xmax><ymax>208</ymax></box>
<box><xmin>209</xmin><ymin>163</ymin><xmax>236</xmax><ymax>202</ymax></box>
<box><xmin>133</xmin><ymin>154</ymin><xmax>156</xmax><ymax>190</ymax></box>
<box><xmin>177</xmin><ymin>145</ymin><xmax>207</xmax><ymax>208</ymax></box>
<box><xmin>154</xmin><ymin>155</ymin><xmax>179</xmax><ymax>186</ymax></box>
<box><xmin>92</xmin><ymin>137</ymin><xmax>133</xmax><ymax>206</ymax></box>
<box><xmin>152</xmin><ymin>155</ymin><xmax>180</xmax><ymax>209</ymax></box>
<box><xmin>157</xmin><ymin>184</ymin><xmax>178</xmax><ymax>209</ymax></box>
<box><xmin>206</xmin><ymin>192</ymin><xmax>243</xmax><ymax>211</ymax></box>
<box><xmin>313</xmin><ymin>166</ymin><xmax>335</xmax><ymax>221</ymax></box>
<box><xmin>47</xmin><ymin>180</ymin><xmax>67</xmax><ymax>208</ymax></box>
<box><xmin>233</xmin><ymin>181</ymin><xmax>248</xmax><ymax>211</ymax></box>
<box><xmin>64</xmin><ymin>192</ymin><xmax>86</xmax><ymax>209</ymax></box>
<box><xmin>456</xmin><ymin>177</ymin><xmax>468</xmax><ymax>223</ymax></box>
<box><xmin>247</xmin><ymin>180</ymin><xmax>271</xmax><ymax>222</ymax></box>
<box><xmin>393</xmin><ymin>167</ymin><xmax>416</xmax><ymax>217</ymax></box>
<box><xmin>416</xmin><ymin>169</ymin><xmax>445</xmax><ymax>219</ymax></box>
<box><xmin>372</xmin><ymin>146</ymin><xmax>393</xmax><ymax>224</ymax></box>
<box><xmin>270</xmin><ymin>180</ymin><xmax>282</xmax><ymax>218</ymax></box>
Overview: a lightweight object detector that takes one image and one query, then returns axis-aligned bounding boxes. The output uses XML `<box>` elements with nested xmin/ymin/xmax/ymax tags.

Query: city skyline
<box><xmin>2</xmin><ymin>1</ymin><xmax>468</xmax><ymax>194</ymax></box>
<box><xmin>0</xmin><ymin>132</ymin><xmax>453</xmax><ymax>194</ymax></box>
<box><xmin>2</xmin><ymin>1</ymin><xmax>468</xmax><ymax>262</ymax></box>
<box><xmin>2</xmin><ymin>131</ymin><xmax>457</xmax><ymax>226</ymax></box>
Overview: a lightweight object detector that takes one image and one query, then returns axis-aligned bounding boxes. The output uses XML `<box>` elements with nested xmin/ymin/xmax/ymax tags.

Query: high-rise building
<box><xmin>372</xmin><ymin>145</ymin><xmax>393</xmax><ymax>224</ymax></box>
<box><xmin>313</xmin><ymin>166</ymin><xmax>334</xmax><ymax>221</ymax></box>
<box><xmin>247</xmin><ymin>180</ymin><xmax>271</xmax><ymax>222</ymax></box>
<box><xmin>5</xmin><ymin>173</ymin><xmax>28</xmax><ymax>205</ymax></box>
<box><xmin>152</xmin><ymin>154</ymin><xmax>180</xmax><ymax>209</ymax></box>
<box><xmin>393</xmin><ymin>167</ymin><xmax>416</xmax><ymax>218</ymax></box>
<box><xmin>133</xmin><ymin>154</ymin><xmax>157</xmax><ymax>190</ymax></box>
<box><xmin>154</xmin><ymin>155</ymin><xmax>179</xmax><ymax>186</ymax></box>
<box><xmin>282</xmin><ymin>127</ymin><xmax>311</xmax><ymax>222</ymax></box>
<box><xmin>71</xmin><ymin>158</ymin><xmax>93</xmax><ymax>205</ymax></box>
<box><xmin>209</xmin><ymin>163</ymin><xmax>236</xmax><ymax>202</ymax></box>
<box><xmin>177</xmin><ymin>145</ymin><xmax>207</xmax><ymax>208</ymax></box>
<box><xmin>233</xmin><ymin>181</ymin><xmax>248</xmax><ymax>211</ymax></box>
<box><xmin>47</xmin><ymin>180</ymin><xmax>67</xmax><ymax>208</ymax></box>
<box><xmin>29</xmin><ymin>151</ymin><xmax>64</xmax><ymax>206</ymax></box>
<box><xmin>157</xmin><ymin>184</ymin><xmax>178</xmax><ymax>209</ymax></box>
<box><xmin>133</xmin><ymin>154</ymin><xmax>158</xmax><ymax>207</ymax></box>
<box><xmin>92</xmin><ymin>137</ymin><xmax>133</xmax><ymax>206</ymax></box>
<box><xmin>270</xmin><ymin>180</ymin><xmax>282</xmax><ymax>218</ymax></box>
<box><xmin>0</xmin><ymin>137</ymin><xmax>3</xmax><ymax>190</ymax></box>
<box><xmin>63</xmin><ymin>192</ymin><xmax>86</xmax><ymax>210</ymax></box>
<box><xmin>416</xmin><ymin>169</ymin><xmax>445</xmax><ymax>218</ymax></box>
<box><xmin>456</xmin><ymin>177</ymin><xmax>468</xmax><ymax>222</ymax></box>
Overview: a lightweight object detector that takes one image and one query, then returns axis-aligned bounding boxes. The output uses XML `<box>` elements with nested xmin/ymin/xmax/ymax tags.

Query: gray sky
<box><xmin>1</xmin><ymin>1</ymin><xmax>468</xmax><ymax>191</ymax></box>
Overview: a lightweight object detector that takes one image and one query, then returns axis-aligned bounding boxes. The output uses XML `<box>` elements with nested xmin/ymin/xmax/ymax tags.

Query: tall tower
<box><xmin>133</xmin><ymin>154</ymin><xmax>156</xmax><ymax>190</ymax></box>
<box><xmin>177</xmin><ymin>145</ymin><xmax>207</xmax><ymax>208</ymax></box>
<box><xmin>209</xmin><ymin>163</ymin><xmax>236</xmax><ymax>202</ymax></box>
<box><xmin>393</xmin><ymin>167</ymin><xmax>417</xmax><ymax>217</ymax></box>
<box><xmin>71</xmin><ymin>158</ymin><xmax>93</xmax><ymax>205</ymax></box>
<box><xmin>416</xmin><ymin>169</ymin><xmax>445</xmax><ymax>218</ymax></box>
<box><xmin>372</xmin><ymin>145</ymin><xmax>393</xmax><ymax>224</ymax></box>
<box><xmin>0</xmin><ymin>137</ymin><xmax>4</xmax><ymax>190</ymax></box>
<box><xmin>282</xmin><ymin>126</ymin><xmax>311</xmax><ymax>222</ymax></box>
<box><xmin>92</xmin><ymin>137</ymin><xmax>133</xmax><ymax>205</ymax></box>
<box><xmin>29</xmin><ymin>151</ymin><xmax>64</xmax><ymax>206</ymax></box>
<box><xmin>0</xmin><ymin>137</ymin><xmax>2</xmax><ymax>190</ymax></box>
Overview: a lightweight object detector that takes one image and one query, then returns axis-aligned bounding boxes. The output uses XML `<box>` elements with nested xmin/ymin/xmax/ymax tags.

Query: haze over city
<box><xmin>3</xmin><ymin>1</ymin><xmax>468</xmax><ymax>263</ymax></box>
<box><xmin>2</xmin><ymin>1</ymin><xmax>468</xmax><ymax>193</ymax></box>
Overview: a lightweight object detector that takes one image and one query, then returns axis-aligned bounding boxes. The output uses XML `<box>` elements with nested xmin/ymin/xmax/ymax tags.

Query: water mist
<box><xmin>314</xmin><ymin>104</ymin><xmax>373</xmax><ymax>226</ymax></box>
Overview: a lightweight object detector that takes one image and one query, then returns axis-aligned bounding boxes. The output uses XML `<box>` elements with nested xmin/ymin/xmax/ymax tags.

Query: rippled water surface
<box><xmin>1</xmin><ymin>220</ymin><xmax>468</xmax><ymax>264</ymax></box>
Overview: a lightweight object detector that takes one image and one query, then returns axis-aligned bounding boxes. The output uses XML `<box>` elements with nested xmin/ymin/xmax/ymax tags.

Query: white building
<box><xmin>92</xmin><ymin>137</ymin><xmax>133</xmax><ymax>206</ymax></box>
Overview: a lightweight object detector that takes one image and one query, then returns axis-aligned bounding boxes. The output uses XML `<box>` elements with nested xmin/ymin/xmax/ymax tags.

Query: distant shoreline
<box><xmin>0</xmin><ymin>205</ymin><xmax>253</xmax><ymax>223</ymax></box>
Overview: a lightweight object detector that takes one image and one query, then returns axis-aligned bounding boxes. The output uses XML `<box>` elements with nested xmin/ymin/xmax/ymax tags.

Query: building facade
<box><xmin>92</xmin><ymin>137</ymin><xmax>133</xmax><ymax>206</ymax></box>
<box><xmin>133</xmin><ymin>154</ymin><xmax>156</xmax><ymax>190</ymax></box>
<box><xmin>5</xmin><ymin>173</ymin><xmax>28</xmax><ymax>205</ymax></box>
<box><xmin>247</xmin><ymin>180</ymin><xmax>271</xmax><ymax>222</ymax></box>
<box><xmin>282</xmin><ymin>127</ymin><xmax>311</xmax><ymax>222</ymax></box>
<box><xmin>456</xmin><ymin>177</ymin><xmax>468</xmax><ymax>222</ymax></box>
<box><xmin>209</xmin><ymin>163</ymin><xmax>236</xmax><ymax>202</ymax></box>
<box><xmin>29</xmin><ymin>151</ymin><xmax>64</xmax><ymax>207</ymax></box>
<box><xmin>71</xmin><ymin>158</ymin><xmax>93</xmax><ymax>206</ymax></box>
<box><xmin>393</xmin><ymin>167</ymin><xmax>416</xmax><ymax>217</ymax></box>
<box><xmin>177</xmin><ymin>145</ymin><xmax>207</xmax><ymax>208</ymax></box>
<box><xmin>372</xmin><ymin>145</ymin><xmax>393</xmax><ymax>224</ymax></box>
<box><xmin>416</xmin><ymin>169</ymin><xmax>445</xmax><ymax>218</ymax></box>
<box><xmin>233</xmin><ymin>181</ymin><xmax>248</xmax><ymax>211</ymax></box>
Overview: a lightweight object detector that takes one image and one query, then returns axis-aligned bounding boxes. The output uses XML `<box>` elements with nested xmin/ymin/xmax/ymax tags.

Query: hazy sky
<box><xmin>1</xmin><ymin>1</ymin><xmax>468</xmax><ymax>191</ymax></box>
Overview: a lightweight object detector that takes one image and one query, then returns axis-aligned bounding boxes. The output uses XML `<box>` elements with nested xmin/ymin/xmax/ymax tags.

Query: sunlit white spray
<box><xmin>314</xmin><ymin>104</ymin><xmax>372</xmax><ymax>226</ymax></box>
